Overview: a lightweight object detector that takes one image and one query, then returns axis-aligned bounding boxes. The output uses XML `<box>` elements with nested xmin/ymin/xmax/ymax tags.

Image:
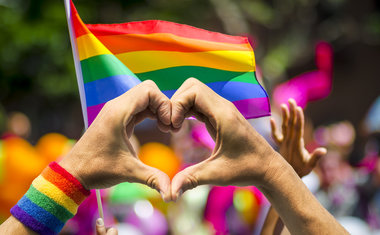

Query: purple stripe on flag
<box><xmin>87</xmin><ymin>103</ymin><xmax>105</xmax><ymax>126</ymax></box>
<box><xmin>232</xmin><ymin>97</ymin><xmax>271</xmax><ymax>119</ymax></box>
<box><xmin>87</xmin><ymin>97</ymin><xmax>270</xmax><ymax>127</ymax></box>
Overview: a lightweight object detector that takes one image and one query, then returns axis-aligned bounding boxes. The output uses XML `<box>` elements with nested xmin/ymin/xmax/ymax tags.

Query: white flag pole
<box><xmin>63</xmin><ymin>0</ymin><xmax>88</xmax><ymax>128</ymax></box>
<box><xmin>63</xmin><ymin>0</ymin><xmax>104</xmax><ymax>221</ymax></box>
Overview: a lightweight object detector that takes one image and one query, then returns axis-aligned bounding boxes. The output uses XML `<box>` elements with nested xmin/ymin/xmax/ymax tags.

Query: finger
<box><xmin>106</xmin><ymin>228</ymin><xmax>118</xmax><ymax>235</ymax></box>
<box><xmin>126</xmin><ymin>109</ymin><xmax>156</xmax><ymax>137</ymax></box>
<box><xmin>309</xmin><ymin>147</ymin><xmax>327</xmax><ymax>168</ymax></box>
<box><xmin>134</xmin><ymin>109</ymin><xmax>156</xmax><ymax>124</ymax></box>
<box><xmin>119</xmin><ymin>80</ymin><xmax>172</xmax><ymax>126</ymax></box>
<box><xmin>171</xmin><ymin>164</ymin><xmax>201</xmax><ymax>201</ymax></box>
<box><xmin>280</xmin><ymin>104</ymin><xmax>289</xmax><ymax>139</ymax></box>
<box><xmin>171</xmin><ymin>78</ymin><xmax>223</xmax><ymax>130</ymax></box>
<box><xmin>171</xmin><ymin>88</ymin><xmax>196</xmax><ymax>129</ymax></box>
<box><xmin>132</xmin><ymin>109</ymin><xmax>172</xmax><ymax>133</ymax></box>
<box><xmin>135</xmin><ymin>163</ymin><xmax>172</xmax><ymax>202</ymax></box>
<box><xmin>170</xmin><ymin>78</ymin><xmax>199</xmax><ymax>128</ymax></box>
<box><xmin>287</xmin><ymin>99</ymin><xmax>297</xmax><ymax>139</ymax></box>
<box><xmin>171</xmin><ymin>159</ymin><xmax>219</xmax><ymax>201</ymax></box>
<box><xmin>96</xmin><ymin>218</ymin><xmax>107</xmax><ymax>235</ymax></box>
<box><xmin>157</xmin><ymin>119</ymin><xmax>171</xmax><ymax>133</ymax></box>
<box><xmin>187</xmin><ymin>109</ymin><xmax>217</xmax><ymax>139</ymax></box>
<box><xmin>270</xmin><ymin>118</ymin><xmax>282</xmax><ymax>144</ymax></box>
<box><xmin>295</xmin><ymin>107</ymin><xmax>305</xmax><ymax>144</ymax></box>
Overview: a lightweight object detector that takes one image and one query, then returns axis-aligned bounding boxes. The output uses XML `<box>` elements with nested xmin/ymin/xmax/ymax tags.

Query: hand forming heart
<box><xmin>169</xmin><ymin>78</ymin><xmax>283</xmax><ymax>200</ymax></box>
<box><xmin>60</xmin><ymin>78</ymin><xmax>283</xmax><ymax>202</ymax></box>
<box><xmin>60</xmin><ymin>80</ymin><xmax>173</xmax><ymax>201</ymax></box>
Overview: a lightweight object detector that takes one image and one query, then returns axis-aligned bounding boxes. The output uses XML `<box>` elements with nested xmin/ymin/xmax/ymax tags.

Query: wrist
<box><xmin>58</xmin><ymin>145</ymin><xmax>91</xmax><ymax>190</ymax></box>
<box><xmin>10</xmin><ymin>162</ymin><xmax>90</xmax><ymax>235</ymax></box>
<box><xmin>258</xmin><ymin>151</ymin><xmax>296</xmax><ymax>192</ymax></box>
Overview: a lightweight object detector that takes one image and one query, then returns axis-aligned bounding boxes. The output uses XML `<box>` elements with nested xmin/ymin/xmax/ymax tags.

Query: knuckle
<box><xmin>186</xmin><ymin>174</ymin><xmax>198</xmax><ymax>189</ymax></box>
<box><xmin>184</xmin><ymin>77</ymin><xmax>201</xmax><ymax>87</ymax></box>
<box><xmin>171</xmin><ymin>99</ymin><xmax>183</xmax><ymax>108</ymax></box>
<box><xmin>145</xmin><ymin>173</ymin><xmax>158</xmax><ymax>190</ymax></box>
<box><xmin>141</xmin><ymin>79</ymin><xmax>156</xmax><ymax>87</ymax></box>
<box><xmin>140</xmin><ymin>80</ymin><xmax>158</xmax><ymax>93</ymax></box>
<box><xmin>102</xmin><ymin>100</ymin><xmax>116</xmax><ymax>113</ymax></box>
<box><xmin>181</xmin><ymin>170</ymin><xmax>199</xmax><ymax>190</ymax></box>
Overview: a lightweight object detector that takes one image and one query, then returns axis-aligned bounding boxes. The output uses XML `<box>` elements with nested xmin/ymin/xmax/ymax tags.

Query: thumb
<box><xmin>96</xmin><ymin>218</ymin><xmax>118</xmax><ymax>235</ymax></box>
<box><xmin>309</xmin><ymin>147</ymin><xmax>327</xmax><ymax>168</ymax></box>
<box><xmin>96</xmin><ymin>218</ymin><xmax>106</xmax><ymax>235</ymax></box>
<box><xmin>171</xmin><ymin>161</ymin><xmax>212</xmax><ymax>201</ymax></box>
<box><xmin>135</xmin><ymin>163</ymin><xmax>172</xmax><ymax>202</ymax></box>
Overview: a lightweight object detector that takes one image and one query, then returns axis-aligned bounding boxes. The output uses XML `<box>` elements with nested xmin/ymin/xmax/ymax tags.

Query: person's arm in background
<box><xmin>261</xmin><ymin>99</ymin><xmax>327</xmax><ymax>235</ymax></box>
<box><xmin>170</xmin><ymin>78</ymin><xmax>347</xmax><ymax>235</ymax></box>
<box><xmin>0</xmin><ymin>80</ymin><xmax>173</xmax><ymax>234</ymax></box>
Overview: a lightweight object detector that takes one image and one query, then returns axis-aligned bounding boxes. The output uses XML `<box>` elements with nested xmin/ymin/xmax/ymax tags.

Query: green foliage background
<box><xmin>0</xmin><ymin>0</ymin><xmax>379</xmax><ymax>140</ymax></box>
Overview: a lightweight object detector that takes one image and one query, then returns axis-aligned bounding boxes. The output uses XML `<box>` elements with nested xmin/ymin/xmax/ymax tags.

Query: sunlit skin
<box><xmin>261</xmin><ymin>99</ymin><xmax>326</xmax><ymax>235</ymax></box>
<box><xmin>0</xmin><ymin>79</ymin><xmax>347</xmax><ymax>235</ymax></box>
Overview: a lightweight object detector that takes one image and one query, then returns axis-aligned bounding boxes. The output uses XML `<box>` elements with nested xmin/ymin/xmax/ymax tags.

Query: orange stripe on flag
<box><xmin>96</xmin><ymin>33</ymin><xmax>251</xmax><ymax>54</ymax></box>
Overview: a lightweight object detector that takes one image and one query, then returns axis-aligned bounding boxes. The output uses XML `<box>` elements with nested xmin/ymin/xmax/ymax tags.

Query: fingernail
<box><xmin>96</xmin><ymin>218</ymin><xmax>104</xmax><ymax>226</ymax></box>
<box><xmin>159</xmin><ymin>191</ymin><xmax>164</xmax><ymax>200</ymax></box>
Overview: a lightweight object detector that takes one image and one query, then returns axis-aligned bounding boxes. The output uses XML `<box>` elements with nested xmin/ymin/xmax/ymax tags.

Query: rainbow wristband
<box><xmin>11</xmin><ymin>162</ymin><xmax>90</xmax><ymax>235</ymax></box>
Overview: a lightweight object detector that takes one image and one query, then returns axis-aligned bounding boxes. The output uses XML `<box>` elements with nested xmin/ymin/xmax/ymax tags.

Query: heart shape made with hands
<box><xmin>70</xmin><ymin>78</ymin><xmax>275</xmax><ymax>203</ymax></box>
<box><xmin>118</xmin><ymin>78</ymin><xmax>275</xmax><ymax>202</ymax></box>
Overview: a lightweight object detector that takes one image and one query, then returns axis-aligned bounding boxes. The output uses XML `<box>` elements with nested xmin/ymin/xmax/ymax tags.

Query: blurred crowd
<box><xmin>0</xmin><ymin>93</ymin><xmax>379</xmax><ymax>235</ymax></box>
<box><xmin>0</xmin><ymin>0</ymin><xmax>379</xmax><ymax>234</ymax></box>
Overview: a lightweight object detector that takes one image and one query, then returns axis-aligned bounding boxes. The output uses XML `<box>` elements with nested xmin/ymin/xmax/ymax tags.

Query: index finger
<box><xmin>113</xmin><ymin>80</ymin><xmax>172</xmax><ymax>126</ymax></box>
<box><xmin>170</xmin><ymin>78</ymin><xmax>228</xmax><ymax>131</ymax></box>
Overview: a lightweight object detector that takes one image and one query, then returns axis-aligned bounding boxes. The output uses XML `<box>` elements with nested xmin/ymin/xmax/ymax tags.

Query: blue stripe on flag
<box><xmin>84</xmin><ymin>74</ymin><xmax>141</xmax><ymax>107</ymax></box>
<box><xmin>84</xmin><ymin>77</ymin><xmax>267</xmax><ymax>107</ymax></box>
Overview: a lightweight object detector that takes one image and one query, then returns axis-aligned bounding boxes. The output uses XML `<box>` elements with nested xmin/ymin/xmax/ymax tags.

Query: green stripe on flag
<box><xmin>80</xmin><ymin>54</ymin><xmax>137</xmax><ymax>83</ymax></box>
<box><xmin>136</xmin><ymin>66</ymin><xmax>258</xmax><ymax>91</ymax></box>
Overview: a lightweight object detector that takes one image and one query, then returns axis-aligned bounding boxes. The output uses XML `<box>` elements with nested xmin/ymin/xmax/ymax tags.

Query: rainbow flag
<box><xmin>65</xmin><ymin>0</ymin><xmax>270</xmax><ymax>127</ymax></box>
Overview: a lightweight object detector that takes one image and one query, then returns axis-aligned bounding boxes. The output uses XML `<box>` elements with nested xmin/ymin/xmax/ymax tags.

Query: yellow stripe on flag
<box><xmin>116</xmin><ymin>50</ymin><xmax>255</xmax><ymax>74</ymax></box>
<box><xmin>77</xmin><ymin>34</ymin><xmax>111</xmax><ymax>61</ymax></box>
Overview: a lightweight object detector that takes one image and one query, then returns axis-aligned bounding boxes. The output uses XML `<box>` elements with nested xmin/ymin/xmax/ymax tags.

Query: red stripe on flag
<box><xmin>86</xmin><ymin>20</ymin><xmax>248</xmax><ymax>44</ymax></box>
<box><xmin>70</xmin><ymin>0</ymin><xmax>91</xmax><ymax>38</ymax></box>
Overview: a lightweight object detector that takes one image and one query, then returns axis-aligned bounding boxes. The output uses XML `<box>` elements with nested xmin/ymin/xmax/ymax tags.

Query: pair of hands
<box><xmin>60</xmin><ymin>78</ymin><xmax>284</xmax><ymax>201</ymax></box>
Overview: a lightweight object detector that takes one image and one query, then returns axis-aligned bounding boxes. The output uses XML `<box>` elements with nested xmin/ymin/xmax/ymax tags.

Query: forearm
<box><xmin>259</xmin><ymin>155</ymin><xmax>348</xmax><ymax>235</ymax></box>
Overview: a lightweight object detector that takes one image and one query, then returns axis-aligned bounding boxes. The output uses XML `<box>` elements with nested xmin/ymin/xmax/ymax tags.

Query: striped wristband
<box><xmin>11</xmin><ymin>162</ymin><xmax>91</xmax><ymax>235</ymax></box>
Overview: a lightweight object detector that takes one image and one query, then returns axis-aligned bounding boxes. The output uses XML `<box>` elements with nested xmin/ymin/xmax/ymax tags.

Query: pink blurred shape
<box><xmin>204</xmin><ymin>186</ymin><xmax>265</xmax><ymax>234</ymax></box>
<box><xmin>191</xmin><ymin>122</ymin><xmax>215</xmax><ymax>150</ymax></box>
<box><xmin>273</xmin><ymin>41</ymin><xmax>333</xmax><ymax>108</ymax></box>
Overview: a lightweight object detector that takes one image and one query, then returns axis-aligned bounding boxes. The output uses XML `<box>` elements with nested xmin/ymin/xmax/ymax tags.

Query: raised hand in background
<box><xmin>262</xmin><ymin>99</ymin><xmax>327</xmax><ymax>235</ymax></box>
<box><xmin>270</xmin><ymin>98</ymin><xmax>326</xmax><ymax>177</ymax></box>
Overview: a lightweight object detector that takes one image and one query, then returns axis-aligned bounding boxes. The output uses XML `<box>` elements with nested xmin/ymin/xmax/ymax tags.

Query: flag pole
<box><xmin>63</xmin><ymin>0</ymin><xmax>104</xmax><ymax>221</ymax></box>
<box><xmin>63</xmin><ymin>0</ymin><xmax>88</xmax><ymax>128</ymax></box>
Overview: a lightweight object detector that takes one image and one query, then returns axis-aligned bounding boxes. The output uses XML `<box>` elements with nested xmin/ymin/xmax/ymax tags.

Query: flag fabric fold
<box><xmin>67</xmin><ymin>0</ymin><xmax>270</xmax><ymax>126</ymax></box>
